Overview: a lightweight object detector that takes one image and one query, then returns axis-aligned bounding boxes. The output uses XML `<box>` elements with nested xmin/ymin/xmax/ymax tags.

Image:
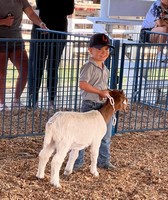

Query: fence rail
<box><xmin>0</xmin><ymin>30</ymin><xmax>168</xmax><ymax>139</ymax></box>
<box><xmin>116</xmin><ymin>35</ymin><xmax>168</xmax><ymax>133</ymax></box>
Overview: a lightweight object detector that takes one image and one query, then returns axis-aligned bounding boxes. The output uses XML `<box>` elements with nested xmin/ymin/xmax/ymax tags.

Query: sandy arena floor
<box><xmin>0</xmin><ymin>130</ymin><xmax>168</xmax><ymax>200</ymax></box>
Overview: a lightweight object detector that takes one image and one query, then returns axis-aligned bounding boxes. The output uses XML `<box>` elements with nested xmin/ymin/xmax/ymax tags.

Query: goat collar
<box><xmin>106</xmin><ymin>94</ymin><xmax>116</xmax><ymax>126</ymax></box>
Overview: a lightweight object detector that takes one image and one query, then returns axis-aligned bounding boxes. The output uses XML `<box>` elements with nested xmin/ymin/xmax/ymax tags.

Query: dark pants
<box><xmin>28</xmin><ymin>29</ymin><xmax>67</xmax><ymax>106</ymax></box>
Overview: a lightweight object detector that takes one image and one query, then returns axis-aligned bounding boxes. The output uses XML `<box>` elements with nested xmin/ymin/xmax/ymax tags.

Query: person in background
<box><xmin>29</xmin><ymin>0</ymin><xmax>75</xmax><ymax>109</ymax></box>
<box><xmin>0</xmin><ymin>0</ymin><xmax>48</xmax><ymax>111</ymax></box>
<box><xmin>74</xmin><ymin>33</ymin><xmax>116</xmax><ymax>170</ymax></box>
<box><xmin>140</xmin><ymin>0</ymin><xmax>168</xmax><ymax>61</ymax></box>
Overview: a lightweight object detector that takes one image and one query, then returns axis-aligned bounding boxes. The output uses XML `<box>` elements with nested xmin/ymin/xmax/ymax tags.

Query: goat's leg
<box><xmin>36</xmin><ymin>143</ymin><xmax>55</xmax><ymax>179</ymax></box>
<box><xmin>50</xmin><ymin>146</ymin><xmax>70</xmax><ymax>188</ymax></box>
<box><xmin>64</xmin><ymin>149</ymin><xmax>79</xmax><ymax>175</ymax></box>
<box><xmin>90</xmin><ymin>142</ymin><xmax>100</xmax><ymax>177</ymax></box>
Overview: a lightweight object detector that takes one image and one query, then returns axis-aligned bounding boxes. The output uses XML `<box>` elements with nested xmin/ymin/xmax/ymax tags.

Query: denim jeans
<box><xmin>74</xmin><ymin>100</ymin><xmax>113</xmax><ymax>167</ymax></box>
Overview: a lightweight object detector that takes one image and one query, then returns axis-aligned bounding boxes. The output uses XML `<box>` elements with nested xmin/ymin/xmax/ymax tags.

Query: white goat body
<box><xmin>36</xmin><ymin>110</ymin><xmax>106</xmax><ymax>187</ymax></box>
<box><xmin>44</xmin><ymin>110</ymin><xmax>106</xmax><ymax>150</ymax></box>
<box><xmin>36</xmin><ymin>90</ymin><xmax>128</xmax><ymax>188</ymax></box>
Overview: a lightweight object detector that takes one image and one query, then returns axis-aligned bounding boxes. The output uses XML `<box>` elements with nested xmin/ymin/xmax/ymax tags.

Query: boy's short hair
<box><xmin>89</xmin><ymin>33</ymin><xmax>112</xmax><ymax>49</ymax></box>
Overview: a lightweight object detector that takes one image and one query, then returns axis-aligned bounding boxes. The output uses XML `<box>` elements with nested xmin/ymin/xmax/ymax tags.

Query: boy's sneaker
<box><xmin>0</xmin><ymin>104</ymin><xmax>9</xmax><ymax>111</ymax></box>
<box><xmin>73</xmin><ymin>163</ymin><xmax>84</xmax><ymax>171</ymax></box>
<box><xmin>97</xmin><ymin>162</ymin><xmax>116</xmax><ymax>170</ymax></box>
<box><xmin>156</xmin><ymin>51</ymin><xmax>167</xmax><ymax>62</ymax></box>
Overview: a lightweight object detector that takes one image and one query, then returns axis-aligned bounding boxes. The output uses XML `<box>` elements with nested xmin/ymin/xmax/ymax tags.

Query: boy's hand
<box><xmin>99</xmin><ymin>89</ymin><xmax>109</xmax><ymax>99</ymax></box>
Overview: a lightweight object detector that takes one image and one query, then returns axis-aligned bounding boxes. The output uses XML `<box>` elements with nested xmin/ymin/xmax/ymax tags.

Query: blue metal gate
<box><xmin>115</xmin><ymin>39</ymin><xmax>168</xmax><ymax>134</ymax></box>
<box><xmin>0</xmin><ymin>30</ymin><xmax>167</xmax><ymax>139</ymax></box>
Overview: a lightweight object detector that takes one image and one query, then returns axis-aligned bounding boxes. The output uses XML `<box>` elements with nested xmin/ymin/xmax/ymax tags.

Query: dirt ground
<box><xmin>0</xmin><ymin>130</ymin><xmax>168</xmax><ymax>200</ymax></box>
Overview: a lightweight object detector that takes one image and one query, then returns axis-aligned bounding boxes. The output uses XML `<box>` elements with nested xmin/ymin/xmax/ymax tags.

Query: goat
<box><xmin>36</xmin><ymin>90</ymin><xmax>128</xmax><ymax>187</ymax></box>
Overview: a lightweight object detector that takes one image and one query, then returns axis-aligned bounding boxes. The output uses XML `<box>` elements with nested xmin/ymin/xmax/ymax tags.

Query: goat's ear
<box><xmin>123</xmin><ymin>99</ymin><xmax>127</xmax><ymax>105</ymax></box>
<box><xmin>120</xmin><ymin>90</ymin><xmax>125</xmax><ymax>95</ymax></box>
<box><xmin>119</xmin><ymin>90</ymin><xmax>124</xmax><ymax>94</ymax></box>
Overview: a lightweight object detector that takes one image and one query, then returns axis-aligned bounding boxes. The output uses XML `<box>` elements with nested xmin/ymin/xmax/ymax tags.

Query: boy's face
<box><xmin>88</xmin><ymin>46</ymin><xmax>110</xmax><ymax>62</ymax></box>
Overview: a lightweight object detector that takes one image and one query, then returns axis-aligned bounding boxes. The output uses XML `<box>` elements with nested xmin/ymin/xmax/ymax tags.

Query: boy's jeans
<box><xmin>74</xmin><ymin>100</ymin><xmax>113</xmax><ymax>168</ymax></box>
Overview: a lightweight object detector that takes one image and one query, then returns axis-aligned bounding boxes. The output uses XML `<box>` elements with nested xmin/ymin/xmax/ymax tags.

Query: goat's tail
<box><xmin>43</xmin><ymin>122</ymin><xmax>54</xmax><ymax>148</ymax></box>
<box><xmin>43</xmin><ymin>112</ymin><xmax>60</xmax><ymax>148</ymax></box>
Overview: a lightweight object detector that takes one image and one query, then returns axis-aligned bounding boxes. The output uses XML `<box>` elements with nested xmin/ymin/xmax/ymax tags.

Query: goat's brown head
<box><xmin>108</xmin><ymin>89</ymin><xmax>128</xmax><ymax>111</ymax></box>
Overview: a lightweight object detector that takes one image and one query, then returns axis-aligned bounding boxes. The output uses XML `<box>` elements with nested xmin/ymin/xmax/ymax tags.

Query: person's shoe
<box><xmin>0</xmin><ymin>104</ymin><xmax>9</xmax><ymax>111</ymax></box>
<box><xmin>33</xmin><ymin>102</ymin><xmax>39</xmax><ymax>109</ymax></box>
<box><xmin>12</xmin><ymin>99</ymin><xmax>25</xmax><ymax>109</ymax></box>
<box><xmin>49</xmin><ymin>101</ymin><xmax>55</xmax><ymax>109</ymax></box>
<box><xmin>73</xmin><ymin>164</ymin><xmax>84</xmax><ymax>171</ymax></box>
<box><xmin>97</xmin><ymin>162</ymin><xmax>116</xmax><ymax>170</ymax></box>
<box><xmin>156</xmin><ymin>51</ymin><xmax>167</xmax><ymax>62</ymax></box>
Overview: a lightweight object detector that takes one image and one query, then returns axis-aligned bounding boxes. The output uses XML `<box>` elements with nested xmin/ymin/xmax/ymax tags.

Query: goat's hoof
<box><xmin>36</xmin><ymin>173</ymin><xmax>44</xmax><ymax>179</ymax></box>
<box><xmin>94</xmin><ymin>172</ymin><xmax>99</xmax><ymax>177</ymax></box>
<box><xmin>91</xmin><ymin>170</ymin><xmax>99</xmax><ymax>177</ymax></box>
<box><xmin>50</xmin><ymin>180</ymin><xmax>61</xmax><ymax>188</ymax></box>
<box><xmin>64</xmin><ymin>169</ymin><xmax>72</xmax><ymax>176</ymax></box>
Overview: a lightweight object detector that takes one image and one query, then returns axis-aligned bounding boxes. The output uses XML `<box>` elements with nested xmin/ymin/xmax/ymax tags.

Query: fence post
<box><xmin>110</xmin><ymin>39</ymin><xmax>120</xmax><ymax>135</ymax></box>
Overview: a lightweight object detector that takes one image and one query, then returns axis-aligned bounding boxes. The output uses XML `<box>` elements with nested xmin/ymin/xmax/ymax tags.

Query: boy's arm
<box><xmin>79</xmin><ymin>81</ymin><xmax>109</xmax><ymax>98</ymax></box>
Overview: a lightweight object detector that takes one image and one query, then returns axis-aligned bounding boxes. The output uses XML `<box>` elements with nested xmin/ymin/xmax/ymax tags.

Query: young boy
<box><xmin>74</xmin><ymin>33</ymin><xmax>116</xmax><ymax>170</ymax></box>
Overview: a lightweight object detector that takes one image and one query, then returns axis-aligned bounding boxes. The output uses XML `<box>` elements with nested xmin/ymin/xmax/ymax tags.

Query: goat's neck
<box><xmin>99</xmin><ymin>103</ymin><xmax>115</xmax><ymax>124</ymax></box>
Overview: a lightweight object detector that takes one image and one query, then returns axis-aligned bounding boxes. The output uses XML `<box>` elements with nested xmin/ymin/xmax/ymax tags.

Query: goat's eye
<box><xmin>123</xmin><ymin>100</ymin><xmax>127</xmax><ymax>105</ymax></box>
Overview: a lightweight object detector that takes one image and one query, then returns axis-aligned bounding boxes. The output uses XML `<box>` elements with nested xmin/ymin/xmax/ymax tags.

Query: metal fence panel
<box><xmin>0</xmin><ymin>30</ymin><xmax>168</xmax><ymax>139</ymax></box>
<box><xmin>0</xmin><ymin>31</ymin><xmax>91</xmax><ymax>138</ymax></box>
<box><xmin>116</xmin><ymin>41</ymin><xmax>168</xmax><ymax>133</ymax></box>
